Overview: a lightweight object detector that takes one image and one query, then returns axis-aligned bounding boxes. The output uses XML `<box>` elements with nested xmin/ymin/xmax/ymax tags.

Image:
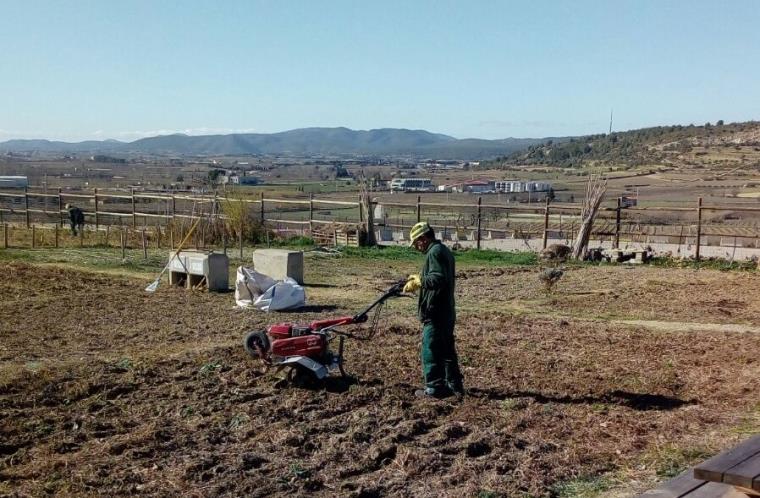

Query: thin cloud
<box><xmin>113</xmin><ymin>127</ymin><xmax>259</xmax><ymax>140</ymax></box>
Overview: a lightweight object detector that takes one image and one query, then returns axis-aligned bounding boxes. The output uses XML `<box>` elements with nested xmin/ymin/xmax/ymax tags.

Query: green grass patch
<box><xmin>651</xmin><ymin>256</ymin><xmax>757</xmax><ymax>272</ymax></box>
<box><xmin>340</xmin><ymin>245</ymin><xmax>537</xmax><ymax>266</ymax></box>
<box><xmin>270</xmin><ymin>236</ymin><xmax>316</xmax><ymax>248</ymax></box>
<box><xmin>645</xmin><ymin>444</ymin><xmax>712</xmax><ymax>479</ymax></box>
<box><xmin>550</xmin><ymin>475</ymin><xmax>614</xmax><ymax>498</ymax></box>
<box><xmin>0</xmin><ymin>248</ymin><xmax>166</xmax><ymax>275</ymax></box>
<box><xmin>730</xmin><ymin>402</ymin><xmax>760</xmax><ymax>436</ymax></box>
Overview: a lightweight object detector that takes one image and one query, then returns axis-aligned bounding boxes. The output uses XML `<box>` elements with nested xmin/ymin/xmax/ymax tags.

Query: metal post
<box><xmin>416</xmin><ymin>195</ymin><xmax>421</xmax><ymax>223</ymax></box>
<box><xmin>696</xmin><ymin>197</ymin><xmax>703</xmax><ymax>261</ymax></box>
<box><xmin>31</xmin><ymin>225</ymin><xmax>35</xmax><ymax>248</ymax></box>
<box><xmin>358</xmin><ymin>194</ymin><xmax>364</xmax><ymax>223</ymax></box>
<box><xmin>121</xmin><ymin>229</ymin><xmax>126</xmax><ymax>259</ymax></box>
<box><xmin>94</xmin><ymin>188</ymin><xmax>99</xmax><ymax>231</ymax></box>
<box><xmin>142</xmin><ymin>229</ymin><xmax>147</xmax><ymax>259</ymax></box>
<box><xmin>171</xmin><ymin>194</ymin><xmax>176</xmax><ymax>222</ymax></box>
<box><xmin>105</xmin><ymin>226</ymin><xmax>110</xmax><ymax>247</ymax></box>
<box><xmin>156</xmin><ymin>225</ymin><xmax>161</xmax><ymax>249</ymax></box>
<box><xmin>55</xmin><ymin>225</ymin><xmax>59</xmax><ymax>248</ymax></box>
<box><xmin>542</xmin><ymin>197</ymin><xmax>550</xmax><ymax>249</ymax></box>
<box><xmin>260</xmin><ymin>192</ymin><xmax>265</xmax><ymax>223</ymax></box>
<box><xmin>170</xmin><ymin>228</ymin><xmax>175</xmax><ymax>250</ymax></box>
<box><xmin>79</xmin><ymin>226</ymin><xmax>84</xmax><ymax>247</ymax></box>
<box><xmin>615</xmin><ymin>197</ymin><xmax>622</xmax><ymax>249</ymax></box>
<box><xmin>476</xmin><ymin>196</ymin><xmax>482</xmax><ymax>250</ymax></box>
<box><xmin>24</xmin><ymin>186</ymin><xmax>30</xmax><ymax>228</ymax></box>
<box><xmin>131</xmin><ymin>188</ymin><xmax>136</xmax><ymax>228</ymax></box>
<box><xmin>223</xmin><ymin>233</ymin><xmax>227</xmax><ymax>255</ymax></box>
<box><xmin>3</xmin><ymin>224</ymin><xmax>7</xmax><ymax>248</ymax></box>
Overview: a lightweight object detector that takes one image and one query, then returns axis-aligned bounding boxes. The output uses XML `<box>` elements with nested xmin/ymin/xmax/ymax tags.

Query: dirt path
<box><xmin>617</xmin><ymin>319</ymin><xmax>760</xmax><ymax>334</ymax></box>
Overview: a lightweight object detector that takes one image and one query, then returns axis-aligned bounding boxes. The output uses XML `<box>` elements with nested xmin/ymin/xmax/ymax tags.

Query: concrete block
<box><xmin>168</xmin><ymin>251</ymin><xmax>229</xmax><ymax>291</ymax></box>
<box><xmin>253</xmin><ymin>249</ymin><xmax>304</xmax><ymax>284</ymax></box>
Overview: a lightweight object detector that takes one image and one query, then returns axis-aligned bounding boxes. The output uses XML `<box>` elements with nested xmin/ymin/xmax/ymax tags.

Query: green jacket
<box><xmin>417</xmin><ymin>240</ymin><xmax>456</xmax><ymax>325</ymax></box>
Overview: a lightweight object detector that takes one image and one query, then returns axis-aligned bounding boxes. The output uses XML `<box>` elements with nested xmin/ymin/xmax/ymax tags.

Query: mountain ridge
<box><xmin>0</xmin><ymin>127</ymin><xmax>550</xmax><ymax>159</ymax></box>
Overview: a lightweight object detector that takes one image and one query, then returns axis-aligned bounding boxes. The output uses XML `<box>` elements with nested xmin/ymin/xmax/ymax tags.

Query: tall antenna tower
<box><xmin>609</xmin><ymin>109</ymin><xmax>613</xmax><ymax>134</ymax></box>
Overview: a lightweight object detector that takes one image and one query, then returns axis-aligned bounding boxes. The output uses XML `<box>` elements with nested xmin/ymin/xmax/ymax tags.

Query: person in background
<box><xmin>404</xmin><ymin>222</ymin><xmax>464</xmax><ymax>399</ymax></box>
<box><xmin>65</xmin><ymin>203</ymin><xmax>84</xmax><ymax>236</ymax></box>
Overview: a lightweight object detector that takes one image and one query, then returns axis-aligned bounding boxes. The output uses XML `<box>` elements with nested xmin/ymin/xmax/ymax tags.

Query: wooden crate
<box><xmin>311</xmin><ymin>226</ymin><xmax>360</xmax><ymax>247</ymax></box>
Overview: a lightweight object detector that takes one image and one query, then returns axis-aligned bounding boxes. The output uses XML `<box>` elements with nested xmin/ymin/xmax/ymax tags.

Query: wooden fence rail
<box><xmin>4</xmin><ymin>188</ymin><xmax>760</xmax><ymax>258</ymax></box>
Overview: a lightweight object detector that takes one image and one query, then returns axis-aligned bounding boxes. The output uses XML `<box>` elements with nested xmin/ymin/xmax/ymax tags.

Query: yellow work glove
<box><xmin>403</xmin><ymin>274</ymin><xmax>422</xmax><ymax>293</ymax></box>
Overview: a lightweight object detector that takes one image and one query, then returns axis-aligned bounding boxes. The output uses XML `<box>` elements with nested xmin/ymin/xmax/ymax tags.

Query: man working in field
<box><xmin>65</xmin><ymin>204</ymin><xmax>85</xmax><ymax>236</ymax></box>
<box><xmin>404</xmin><ymin>222</ymin><xmax>464</xmax><ymax>399</ymax></box>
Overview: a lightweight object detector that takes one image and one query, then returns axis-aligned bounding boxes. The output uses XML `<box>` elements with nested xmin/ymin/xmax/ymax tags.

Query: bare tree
<box><xmin>571</xmin><ymin>175</ymin><xmax>607</xmax><ymax>260</ymax></box>
<box><xmin>359</xmin><ymin>178</ymin><xmax>377</xmax><ymax>247</ymax></box>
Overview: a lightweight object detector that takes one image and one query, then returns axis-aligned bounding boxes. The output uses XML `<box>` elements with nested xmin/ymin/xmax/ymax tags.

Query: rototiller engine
<box><xmin>243</xmin><ymin>280</ymin><xmax>405</xmax><ymax>380</ymax></box>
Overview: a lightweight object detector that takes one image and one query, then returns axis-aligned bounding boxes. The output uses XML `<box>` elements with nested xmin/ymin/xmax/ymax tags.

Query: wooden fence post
<box><xmin>615</xmin><ymin>197</ymin><xmax>622</xmax><ymax>249</ymax></box>
<box><xmin>24</xmin><ymin>186</ymin><xmax>30</xmax><ymax>228</ymax></box>
<box><xmin>696</xmin><ymin>197</ymin><xmax>703</xmax><ymax>261</ymax></box>
<box><xmin>416</xmin><ymin>195</ymin><xmax>421</xmax><ymax>223</ymax></box>
<box><xmin>476</xmin><ymin>196</ymin><xmax>482</xmax><ymax>250</ymax></box>
<box><xmin>55</xmin><ymin>225</ymin><xmax>59</xmax><ymax>248</ymax></box>
<box><xmin>142</xmin><ymin>229</ymin><xmax>147</xmax><ymax>259</ymax></box>
<box><xmin>239</xmin><ymin>214</ymin><xmax>244</xmax><ymax>260</ymax></box>
<box><xmin>131</xmin><ymin>188</ymin><xmax>136</xmax><ymax>228</ymax></box>
<box><xmin>93</xmin><ymin>188</ymin><xmax>99</xmax><ymax>231</ymax></box>
<box><xmin>309</xmin><ymin>193</ymin><xmax>314</xmax><ymax>236</ymax></box>
<box><xmin>58</xmin><ymin>188</ymin><xmax>64</xmax><ymax>227</ymax></box>
<box><xmin>542</xmin><ymin>197</ymin><xmax>550</xmax><ymax>249</ymax></box>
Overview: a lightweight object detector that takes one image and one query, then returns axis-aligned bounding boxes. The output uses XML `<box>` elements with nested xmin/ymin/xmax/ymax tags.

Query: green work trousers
<box><xmin>421</xmin><ymin>321</ymin><xmax>464</xmax><ymax>392</ymax></box>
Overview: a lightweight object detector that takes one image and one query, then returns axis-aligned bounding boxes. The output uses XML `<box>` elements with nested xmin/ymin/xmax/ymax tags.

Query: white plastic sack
<box><xmin>235</xmin><ymin>267</ymin><xmax>276</xmax><ymax>307</ymax></box>
<box><xmin>253</xmin><ymin>277</ymin><xmax>306</xmax><ymax>312</ymax></box>
<box><xmin>234</xmin><ymin>266</ymin><xmax>305</xmax><ymax>311</ymax></box>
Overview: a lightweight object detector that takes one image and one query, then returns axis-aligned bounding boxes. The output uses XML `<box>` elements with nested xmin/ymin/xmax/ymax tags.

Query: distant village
<box><xmin>389</xmin><ymin>177</ymin><xmax>552</xmax><ymax>195</ymax></box>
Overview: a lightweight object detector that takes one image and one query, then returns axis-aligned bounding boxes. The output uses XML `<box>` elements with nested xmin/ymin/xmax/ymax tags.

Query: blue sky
<box><xmin>1</xmin><ymin>0</ymin><xmax>759</xmax><ymax>142</ymax></box>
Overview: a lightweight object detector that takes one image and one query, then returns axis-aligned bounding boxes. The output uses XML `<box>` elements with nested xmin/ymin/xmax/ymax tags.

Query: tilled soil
<box><xmin>2</xmin><ymin>261</ymin><xmax>760</xmax><ymax>497</ymax></box>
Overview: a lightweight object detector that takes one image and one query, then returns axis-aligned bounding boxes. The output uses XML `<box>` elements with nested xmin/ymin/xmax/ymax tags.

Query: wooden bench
<box><xmin>638</xmin><ymin>435</ymin><xmax>760</xmax><ymax>497</ymax></box>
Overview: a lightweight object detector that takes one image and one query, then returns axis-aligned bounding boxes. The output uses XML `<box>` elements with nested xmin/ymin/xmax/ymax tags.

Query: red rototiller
<box><xmin>243</xmin><ymin>280</ymin><xmax>405</xmax><ymax>381</ymax></box>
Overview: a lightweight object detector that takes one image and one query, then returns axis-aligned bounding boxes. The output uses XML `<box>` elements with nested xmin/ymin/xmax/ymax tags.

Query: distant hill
<box><xmin>0</xmin><ymin>127</ymin><xmax>550</xmax><ymax>159</ymax></box>
<box><xmin>0</xmin><ymin>139</ymin><xmax>124</xmax><ymax>153</ymax></box>
<box><xmin>489</xmin><ymin>121</ymin><xmax>760</xmax><ymax>169</ymax></box>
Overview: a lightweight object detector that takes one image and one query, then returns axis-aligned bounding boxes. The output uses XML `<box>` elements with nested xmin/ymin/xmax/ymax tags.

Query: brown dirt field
<box><xmin>2</xmin><ymin>260</ymin><xmax>760</xmax><ymax>497</ymax></box>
